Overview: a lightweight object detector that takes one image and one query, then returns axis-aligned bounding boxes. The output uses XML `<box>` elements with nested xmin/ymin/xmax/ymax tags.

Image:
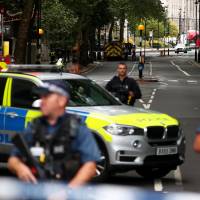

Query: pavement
<box><xmin>80</xmin><ymin>63</ymin><xmax>98</xmax><ymax>74</ymax></box>
<box><xmin>80</xmin><ymin>60</ymin><xmax>159</xmax><ymax>84</ymax></box>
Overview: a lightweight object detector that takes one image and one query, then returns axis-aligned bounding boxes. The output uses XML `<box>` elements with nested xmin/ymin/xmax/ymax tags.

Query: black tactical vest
<box><xmin>30</xmin><ymin>114</ymin><xmax>81</xmax><ymax>180</ymax></box>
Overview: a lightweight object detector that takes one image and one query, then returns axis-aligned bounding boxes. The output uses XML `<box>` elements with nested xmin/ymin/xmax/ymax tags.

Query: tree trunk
<box><xmin>14</xmin><ymin>0</ymin><xmax>35</xmax><ymax>64</ymax></box>
<box><xmin>79</xmin><ymin>29</ymin><xmax>89</xmax><ymax>66</ymax></box>
<box><xmin>119</xmin><ymin>15</ymin><xmax>125</xmax><ymax>42</ymax></box>
<box><xmin>97</xmin><ymin>27</ymin><xmax>101</xmax><ymax>50</ymax></box>
<box><xmin>108</xmin><ymin>21</ymin><xmax>114</xmax><ymax>42</ymax></box>
<box><xmin>88</xmin><ymin>28</ymin><xmax>96</xmax><ymax>61</ymax></box>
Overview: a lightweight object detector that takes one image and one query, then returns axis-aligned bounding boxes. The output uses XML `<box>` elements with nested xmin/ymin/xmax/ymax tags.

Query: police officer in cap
<box><xmin>8</xmin><ymin>80</ymin><xmax>101</xmax><ymax>187</ymax></box>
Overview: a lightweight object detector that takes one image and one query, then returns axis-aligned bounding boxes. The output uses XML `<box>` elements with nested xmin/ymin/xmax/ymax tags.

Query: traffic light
<box><xmin>38</xmin><ymin>28</ymin><xmax>44</xmax><ymax>36</ymax></box>
<box><xmin>31</xmin><ymin>27</ymin><xmax>44</xmax><ymax>39</ymax></box>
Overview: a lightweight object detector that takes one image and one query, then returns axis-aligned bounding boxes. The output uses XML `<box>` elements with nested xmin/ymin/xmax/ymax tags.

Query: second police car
<box><xmin>0</xmin><ymin>65</ymin><xmax>185</xmax><ymax>180</ymax></box>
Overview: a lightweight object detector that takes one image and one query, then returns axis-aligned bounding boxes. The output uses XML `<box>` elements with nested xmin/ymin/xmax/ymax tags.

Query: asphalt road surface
<box><xmin>85</xmin><ymin>50</ymin><xmax>200</xmax><ymax>193</ymax></box>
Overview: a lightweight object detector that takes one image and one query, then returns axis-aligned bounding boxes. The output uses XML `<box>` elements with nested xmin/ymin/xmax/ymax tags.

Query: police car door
<box><xmin>0</xmin><ymin>77</ymin><xmax>9</xmax><ymax>144</ymax></box>
<box><xmin>5</xmin><ymin>77</ymin><xmax>41</xmax><ymax>132</ymax></box>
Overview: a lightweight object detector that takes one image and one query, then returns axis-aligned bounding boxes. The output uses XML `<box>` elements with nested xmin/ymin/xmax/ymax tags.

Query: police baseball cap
<box><xmin>34</xmin><ymin>80</ymin><xmax>70</xmax><ymax>97</ymax></box>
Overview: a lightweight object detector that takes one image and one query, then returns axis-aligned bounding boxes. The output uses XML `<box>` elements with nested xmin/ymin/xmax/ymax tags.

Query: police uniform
<box><xmin>11</xmin><ymin>113</ymin><xmax>101</xmax><ymax>180</ymax></box>
<box><xmin>105</xmin><ymin>76</ymin><xmax>142</xmax><ymax>106</ymax></box>
<box><xmin>11</xmin><ymin>80</ymin><xmax>101</xmax><ymax>180</ymax></box>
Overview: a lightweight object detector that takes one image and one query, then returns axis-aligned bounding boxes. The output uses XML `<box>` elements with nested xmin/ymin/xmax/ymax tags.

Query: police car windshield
<box><xmin>45</xmin><ymin>79</ymin><xmax>121</xmax><ymax>107</ymax></box>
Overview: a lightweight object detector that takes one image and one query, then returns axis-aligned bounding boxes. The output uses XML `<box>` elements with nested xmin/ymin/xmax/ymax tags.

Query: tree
<box><xmin>61</xmin><ymin>0</ymin><xmax>112</xmax><ymax>65</ymax></box>
<box><xmin>42</xmin><ymin>0</ymin><xmax>77</xmax><ymax>49</ymax></box>
<box><xmin>14</xmin><ymin>0</ymin><xmax>35</xmax><ymax>64</ymax></box>
<box><xmin>108</xmin><ymin>0</ymin><xmax>165</xmax><ymax>42</ymax></box>
<box><xmin>1</xmin><ymin>0</ymin><xmax>167</xmax><ymax>64</ymax></box>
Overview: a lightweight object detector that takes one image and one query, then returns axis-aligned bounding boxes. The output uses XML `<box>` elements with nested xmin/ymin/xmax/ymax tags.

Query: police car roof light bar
<box><xmin>7</xmin><ymin>64</ymin><xmax>63</xmax><ymax>72</ymax></box>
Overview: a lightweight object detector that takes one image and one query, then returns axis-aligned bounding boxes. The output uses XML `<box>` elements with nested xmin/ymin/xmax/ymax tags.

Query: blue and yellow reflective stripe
<box><xmin>3</xmin><ymin>78</ymin><xmax>12</xmax><ymax>106</ymax></box>
<box><xmin>25</xmin><ymin>110</ymin><xmax>41</xmax><ymax>128</ymax></box>
<box><xmin>67</xmin><ymin>109</ymin><xmax>113</xmax><ymax>142</ymax></box>
<box><xmin>0</xmin><ymin>73</ymin><xmax>41</xmax><ymax>85</ymax></box>
<box><xmin>85</xmin><ymin>113</ymin><xmax>113</xmax><ymax>142</ymax></box>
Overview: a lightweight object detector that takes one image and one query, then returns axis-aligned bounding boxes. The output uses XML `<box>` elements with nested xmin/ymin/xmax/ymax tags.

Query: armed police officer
<box><xmin>8</xmin><ymin>80</ymin><xmax>100</xmax><ymax>187</ymax></box>
<box><xmin>105</xmin><ymin>63</ymin><xmax>142</xmax><ymax>106</ymax></box>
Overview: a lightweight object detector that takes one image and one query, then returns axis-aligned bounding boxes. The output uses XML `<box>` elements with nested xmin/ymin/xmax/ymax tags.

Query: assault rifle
<box><xmin>12</xmin><ymin>133</ymin><xmax>46</xmax><ymax>179</ymax></box>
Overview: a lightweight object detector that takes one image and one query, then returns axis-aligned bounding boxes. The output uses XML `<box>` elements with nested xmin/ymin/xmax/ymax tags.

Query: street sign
<box><xmin>149</xmin><ymin>30</ymin><xmax>153</xmax><ymax>37</ymax></box>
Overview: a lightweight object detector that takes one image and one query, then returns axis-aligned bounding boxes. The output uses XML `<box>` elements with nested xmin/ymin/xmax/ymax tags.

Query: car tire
<box><xmin>93</xmin><ymin>143</ymin><xmax>110</xmax><ymax>182</ymax></box>
<box><xmin>136</xmin><ymin>167</ymin><xmax>172</xmax><ymax>179</ymax></box>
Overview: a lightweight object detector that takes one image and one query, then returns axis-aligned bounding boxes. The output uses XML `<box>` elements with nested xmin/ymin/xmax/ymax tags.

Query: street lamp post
<box><xmin>0</xmin><ymin>7</ymin><xmax>4</xmax><ymax>58</ymax></box>
<box><xmin>168</xmin><ymin>19</ymin><xmax>170</xmax><ymax>56</ymax></box>
<box><xmin>36</xmin><ymin>0</ymin><xmax>42</xmax><ymax>64</ymax></box>
<box><xmin>195</xmin><ymin>0</ymin><xmax>198</xmax><ymax>61</ymax></box>
<box><xmin>164</xmin><ymin>19</ymin><xmax>166</xmax><ymax>56</ymax></box>
<box><xmin>144</xmin><ymin>19</ymin><xmax>147</xmax><ymax>63</ymax></box>
<box><xmin>138</xmin><ymin>23</ymin><xmax>144</xmax><ymax>62</ymax></box>
<box><xmin>157</xmin><ymin>20</ymin><xmax>160</xmax><ymax>50</ymax></box>
<box><xmin>179</xmin><ymin>8</ymin><xmax>182</xmax><ymax>43</ymax></box>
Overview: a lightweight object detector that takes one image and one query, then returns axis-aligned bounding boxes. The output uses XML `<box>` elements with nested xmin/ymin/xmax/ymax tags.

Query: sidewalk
<box><xmin>189</xmin><ymin>59</ymin><xmax>200</xmax><ymax>68</ymax></box>
<box><xmin>80</xmin><ymin>62</ymin><xmax>101</xmax><ymax>74</ymax></box>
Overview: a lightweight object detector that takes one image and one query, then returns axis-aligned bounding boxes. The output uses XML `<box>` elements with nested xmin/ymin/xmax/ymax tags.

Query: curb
<box><xmin>189</xmin><ymin>60</ymin><xmax>200</xmax><ymax>68</ymax></box>
<box><xmin>134</xmin><ymin>76</ymin><xmax>159</xmax><ymax>83</ymax></box>
<box><xmin>80</xmin><ymin>62</ymin><xmax>100</xmax><ymax>74</ymax></box>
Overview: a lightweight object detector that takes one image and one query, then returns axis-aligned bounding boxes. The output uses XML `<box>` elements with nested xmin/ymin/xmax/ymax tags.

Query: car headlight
<box><xmin>103</xmin><ymin>124</ymin><xmax>144</xmax><ymax>136</ymax></box>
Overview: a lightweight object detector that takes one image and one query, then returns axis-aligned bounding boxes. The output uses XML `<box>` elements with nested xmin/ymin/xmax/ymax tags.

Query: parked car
<box><xmin>174</xmin><ymin>44</ymin><xmax>187</xmax><ymax>53</ymax></box>
<box><xmin>189</xmin><ymin>43</ymin><xmax>196</xmax><ymax>49</ymax></box>
<box><xmin>0</xmin><ymin>65</ymin><xmax>185</xmax><ymax>180</ymax></box>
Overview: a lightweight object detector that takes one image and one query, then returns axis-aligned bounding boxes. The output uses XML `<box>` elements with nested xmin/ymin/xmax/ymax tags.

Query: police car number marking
<box><xmin>156</xmin><ymin>147</ymin><xmax>177</xmax><ymax>155</ymax></box>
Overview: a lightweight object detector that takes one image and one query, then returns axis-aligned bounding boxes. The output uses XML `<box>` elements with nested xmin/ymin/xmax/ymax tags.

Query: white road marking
<box><xmin>149</xmin><ymin>61</ymin><xmax>152</xmax><ymax>76</ymax></box>
<box><xmin>148</xmin><ymin>100</ymin><xmax>153</xmax><ymax>104</ymax></box>
<box><xmin>143</xmin><ymin>104</ymin><xmax>151</xmax><ymax>109</ymax></box>
<box><xmin>140</xmin><ymin>86</ymin><xmax>157</xmax><ymax>110</ymax></box>
<box><xmin>128</xmin><ymin>63</ymin><xmax>136</xmax><ymax>76</ymax></box>
<box><xmin>150</xmin><ymin>96</ymin><xmax>154</xmax><ymax>99</ymax></box>
<box><xmin>154</xmin><ymin>179</ymin><xmax>163</xmax><ymax>191</ymax></box>
<box><xmin>187</xmin><ymin>80</ymin><xmax>197</xmax><ymax>83</ymax></box>
<box><xmin>139</xmin><ymin>99</ymin><xmax>144</xmax><ymax>103</ymax></box>
<box><xmin>171</xmin><ymin>61</ymin><xmax>191</xmax><ymax>76</ymax></box>
<box><xmin>174</xmin><ymin>166</ymin><xmax>183</xmax><ymax>186</ymax></box>
<box><xmin>168</xmin><ymin>80</ymin><xmax>179</xmax><ymax>82</ymax></box>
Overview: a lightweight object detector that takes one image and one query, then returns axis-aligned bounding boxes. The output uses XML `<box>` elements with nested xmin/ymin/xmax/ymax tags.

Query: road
<box><xmin>85</xmin><ymin>50</ymin><xmax>200</xmax><ymax>193</ymax></box>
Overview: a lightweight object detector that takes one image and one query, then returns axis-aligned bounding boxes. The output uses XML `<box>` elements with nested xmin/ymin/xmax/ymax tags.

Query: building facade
<box><xmin>161</xmin><ymin>0</ymin><xmax>197</xmax><ymax>33</ymax></box>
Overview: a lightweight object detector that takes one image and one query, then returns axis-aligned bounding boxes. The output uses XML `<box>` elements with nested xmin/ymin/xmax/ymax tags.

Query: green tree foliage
<box><xmin>1</xmin><ymin>0</ymin><xmax>168</xmax><ymax>64</ymax></box>
<box><xmin>60</xmin><ymin>0</ymin><xmax>112</xmax><ymax>65</ymax></box>
<box><xmin>145</xmin><ymin>18</ymin><xmax>178</xmax><ymax>39</ymax></box>
<box><xmin>42</xmin><ymin>0</ymin><xmax>77</xmax><ymax>49</ymax></box>
<box><xmin>108</xmin><ymin>0</ymin><xmax>166</xmax><ymax>42</ymax></box>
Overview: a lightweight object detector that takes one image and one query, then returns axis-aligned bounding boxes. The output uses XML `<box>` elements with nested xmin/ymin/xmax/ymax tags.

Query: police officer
<box><xmin>106</xmin><ymin>63</ymin><xmax>141</xmax><ymax>106</ymax></box>
<box><xmin>8</xmin><ymin>80</ymin><xmax>100</xmax><ymax>187</ymax></box>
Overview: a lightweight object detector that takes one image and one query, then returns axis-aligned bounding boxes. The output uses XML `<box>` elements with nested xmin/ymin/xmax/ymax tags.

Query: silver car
<box><xmin>0</xmin><ymin>68</ymin><xmax>185</xmax><ymax>180</ymax></box>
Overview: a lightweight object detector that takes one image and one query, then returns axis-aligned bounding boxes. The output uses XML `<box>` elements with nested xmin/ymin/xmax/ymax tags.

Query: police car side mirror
<box><xmin>32</xmin><ymin>99</ymin><xmax>41</xmax><ymax>108</ymax></box>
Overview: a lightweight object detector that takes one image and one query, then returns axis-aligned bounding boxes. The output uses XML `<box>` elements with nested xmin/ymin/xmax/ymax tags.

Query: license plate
<box><xmin>156</xmin><ymin>147</ymin><xmax>177</xmax><ymax>155</ymax></box>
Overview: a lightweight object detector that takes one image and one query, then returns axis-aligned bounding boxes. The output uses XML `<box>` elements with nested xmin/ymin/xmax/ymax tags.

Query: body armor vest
<box><xmin>30</xmin><ymin>114</ymin><xmax>81</xmax><ymax>180</ymax></box>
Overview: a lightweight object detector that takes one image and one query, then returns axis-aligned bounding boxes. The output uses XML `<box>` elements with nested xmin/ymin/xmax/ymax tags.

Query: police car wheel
<box><xmin>136</xmin><ymin>167</ymin><xmax>172</xmax><ymax>179</ymax></box>
<box><xmin>93</xmin><ymin>145</ymin><xmax>109</xmax><ymax>182</ymax></box>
